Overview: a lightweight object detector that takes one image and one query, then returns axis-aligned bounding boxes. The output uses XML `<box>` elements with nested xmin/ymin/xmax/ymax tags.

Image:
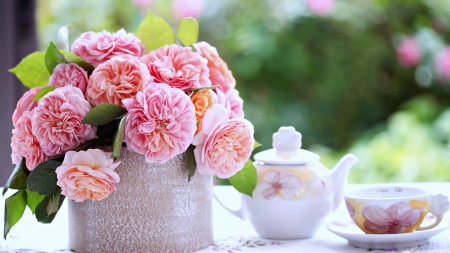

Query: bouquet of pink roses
<box><xmin>3</xmin><ymin>12</ymin><xmax>258</xmax><ymax>238</ymax></box>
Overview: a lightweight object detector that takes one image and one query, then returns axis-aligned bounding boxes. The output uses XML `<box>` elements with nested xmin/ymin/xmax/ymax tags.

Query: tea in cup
<box><xmin>344</xmin><ymin>186</ymin><xmax>449</xmax><ymax>234</ymax></box>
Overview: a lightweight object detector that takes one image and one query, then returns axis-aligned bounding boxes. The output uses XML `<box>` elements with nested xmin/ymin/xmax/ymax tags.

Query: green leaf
<box><xmin>96</xmin><ymin>120</ymin><xmax>119</xmax><ymax>141</ymax></box>
<box><xmin>229</xmin><ymin>159</ymin><xmax>257</xmax><ymax>197</ymax></box>
<box><xmin>3</xmin><ymin>159</ymin><xmax>28</xmax><ymax>196</ymax></box>
<box><xmin>26</xmin><ymin>189</ymin><xmax>45</xmax><ymax>214</ymax></box>
<box><xmin>137</xmin><ymin>10</ymin><xmax>176</xmax><ymax>52</ymax></box>
<box><xmin>73</xmin><ymin>139</ymin><xmax>100</xmax><ymax>152</ymax></box>
<box><xmin>45</xmin><ymin>41</ymin><xmax>67</xmax><ymax>74</ymax></box>
<box><xmin>56</xmin><ymin>25</ymin><xmax>71</xmax><ymax>51</ymax></box>
<box><xmin>112</xmin><ymin>116</ymin><xmax>127</xmax><ymax>159</ymax></box>
<box><xmin>187</xmin><ymin>145</ymin><xmax>196</xmax><ymax>182</ymax></box>
<box><xmin>35</xmin><ymin>189</ymin><xmax>65</xmax><ymax>224</ymax></box>
<box><xmin>9</xmin><ymin>52</ymin><xmax>50</xmax><ymax>88</ymax></box>
<box><xmin>82</xmin><ymin>104</ymin><xmax>127</xmax><ymax>126</ymax></box>
<box><xmin>253</xmin><ymin>140</ymin><xmax>262</xmax><ymax>150</ymax></box>
<box><xmin>4</xmin><ymin>190</ymin><xmax>27</xmax><ymax>239</ymax></box>
<box><xmin>60</xmin><ymin>50</ymin><xmax>94</xmax><ymax>74</ymax></box>
<box><xmin>46</xmin><ymin>190</ymin><xmax>61</xmax><ymax>215</ymax></box>
<box><xmin>32</xmin><ymin>85</ymin><xmax>56</xmax><ymax>101</ymax></box>
<box><xmin>177</xmin><ymin>18</ymin><xmax>199</xmax><ymax>46</ymax></box>
<box><xmin>27</xmin><ymin>160</ymin><xmax>62</xmax><ymax>196</ymax></box>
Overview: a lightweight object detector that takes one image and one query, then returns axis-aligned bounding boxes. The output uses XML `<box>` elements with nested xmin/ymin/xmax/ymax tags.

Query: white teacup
<box><xmin>344</xmin><ymin>186</ymin><xmax>450</xmax><ymax>234</ymax></box>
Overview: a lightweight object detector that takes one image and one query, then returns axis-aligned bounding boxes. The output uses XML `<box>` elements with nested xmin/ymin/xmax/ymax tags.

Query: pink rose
<box><xmin>141</xmin><ymin>44</ymin><xmax>211</xmax><ymax>92</ymax></box>
<box><xmin>434</xmin><ymin>47</ymin><xmax>450</xmax><ymax>80</ymax></box>
<box><xmin>212</xmin><ymin>88</ymin><xmax>244</xmax><ymax>119</ymax></box>
<box><xmin>32</xmin><ymin>86</ymin><xmax>96</xmax><ymax>157</ymax></box>
<box><xmin>12</xmin><ymin>87</ymin><xmax>41</xmax><ymax>126</ymax></box>
<box><xmin>307</xmin><ymin>0</ymin><xmax>335</xmax><ymax>16</ymax></box>
<box><xmin>193</xmin><ymin>41</ymin><xmax>236</xmax><ymax>93</ymax></box>
<box><xmin>172</xmin><ymin>0</ymin><xmax>203</xmax><ymax>20</ymax></box>
<box><xmin>71</xmin><ymin>29</ymin><xmax>146</xmax><ymax>67</ymax></box>
<box><xmin>123</xmin><ymin>83</ymin><xmax>196</xmax><ymax>163</ymax></box>
<box><xmin>397</xmin><ymin>36</ymin><xmax>421</xmax><ymax>67</ymax></box>
<box><xmin>11</xmin><ymin>111</ymin><xmax>48</xmax><ymax>171</ymax></box>
<box><xmin>56</xmin><ymin>149</ymin><xmax>120</xmax><ymax>202</ymax></box>
<box><xmin>86</xmin><ymin>56</ymin><xmax>152</xmax><ymax>106</ymax></box>
<box><xmin>49</xmin><ymin>63</ymin><xmax>88</xmax><ymax>94</ymax></box>
<box><xmin>193</xmin><ymin>104</ymin><xmax>254</xmax><ymax>178</ymax></box>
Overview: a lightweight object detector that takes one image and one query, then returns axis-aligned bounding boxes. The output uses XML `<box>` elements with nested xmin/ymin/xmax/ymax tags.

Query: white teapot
<box><xmin>215</xmin><ymin>126</ymin><xmax>359</xmax><ymax>239</ymax></box>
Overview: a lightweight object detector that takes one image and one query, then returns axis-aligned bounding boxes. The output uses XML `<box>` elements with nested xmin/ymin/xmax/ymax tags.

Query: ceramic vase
<box><xmin>68</xmin><ymin>148</ymin><xmax>213</xmax><ymax>253</ymax></box>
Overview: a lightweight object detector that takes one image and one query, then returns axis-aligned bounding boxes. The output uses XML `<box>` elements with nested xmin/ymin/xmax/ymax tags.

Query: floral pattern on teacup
<box><xmin>362</xmin><ymin>202</ymin><xmax>422</xmax><ymax>234</ymax></box>
<box><xmin>346</xmin><ymin>201</ymin><xmax>356</xmax><ymax>217</ymax></box>
<box><xmin>255</xmin><ymin>170</ymin><xmax>302</xmax><ymax>200</ymax></box>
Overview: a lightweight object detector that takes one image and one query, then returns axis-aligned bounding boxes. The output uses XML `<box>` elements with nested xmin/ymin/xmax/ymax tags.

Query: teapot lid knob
<box><xmin>254</xmin><ymin>126</ymin><xmax>320</xmax><ymax>165</ymax></box>
<box><xmin>273</xmin><ymin>126</ymin><xmax>302</xmax><ymax>159</ymax></box>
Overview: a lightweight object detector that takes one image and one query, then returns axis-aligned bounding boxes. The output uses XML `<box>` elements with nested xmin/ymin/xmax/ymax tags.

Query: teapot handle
<box><xmin>417</xmin><ymin>194</ymin><xmax>449</xmax><ymax>231</ymax></box>
<box><xmin>213</xmin><ymin>189</ymin><xmax>244</xmax><ymax>220</ymax></box>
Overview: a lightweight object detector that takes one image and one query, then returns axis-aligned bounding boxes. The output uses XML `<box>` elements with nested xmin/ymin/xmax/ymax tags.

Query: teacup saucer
<box><xmin>327</xmin><ymin>218</ymin><xmax>450</xmax><ymax>250</ymax></box>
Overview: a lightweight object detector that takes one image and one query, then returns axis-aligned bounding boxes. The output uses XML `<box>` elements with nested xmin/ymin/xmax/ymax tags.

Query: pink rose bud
<box><xmin>49</xmin><ymin>63</ymin><xmax>88</xmax><ymax>94</ymax></box>
<box><xmin>12</xmin><ymin>87</ymin><xmax>41</xmax><ymax>126</ymax></box>
<box><xmin>141</xmin><ymin>44</ymin><xmax>211</xmax><ymax>92</ymax></box>
<box><xmin>307</xmin><ymin>0</ymin><xmax>335</xmax><ymax>16</ymax></box>
<box><xmin>397</xmin><ymin>36</ymin><xmax>422</xmax><ymax>67</ymax></box>
<box><xmin>434</xmin><ymin>46</ymin><xmax>450</xmax><ymax>80</ymax></box>
<box><xmin>56</xmin><ymin>149</ymin><xmax>121</xmax><ymax>202</ymax></box>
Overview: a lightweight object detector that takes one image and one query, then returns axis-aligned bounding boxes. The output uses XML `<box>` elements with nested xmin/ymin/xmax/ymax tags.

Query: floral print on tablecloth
<box><xmin>209</xmin><ymin>235</ymin><xmax>283</xmax><ymax>252</ymax></box>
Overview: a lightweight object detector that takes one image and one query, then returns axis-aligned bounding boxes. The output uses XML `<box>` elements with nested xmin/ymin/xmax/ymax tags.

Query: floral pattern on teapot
<box><xmin>253</xmin><ymin>166</ymin><xmax>332</xmax><ymax>200</ymax></box>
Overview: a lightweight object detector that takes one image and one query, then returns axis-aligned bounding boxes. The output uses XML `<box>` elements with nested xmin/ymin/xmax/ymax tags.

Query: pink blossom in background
<box><xmin>12</xmin><ymin>87</ymin><xmax>41</xmax><ymax>126</ymax></box>
<box><xmin>49</xmin><ymin>63</ymin><xmax>88</xmax><ymax>94</ymax></box>
<box><xmin>141</xmin><ymin>44</ymin><xmax>211</xmax><ymax>92</ymax></box>
<box><xmin>71</xmin><ymin>29</ymin><xmax>146</xmax><ymax>67</ymax></box>
<box><xmin>307</xmin><ymin>0</ymin><xmax>335</xmax><ymax>16</ymax></box>
<box><xmin>172</xmin><ymin>0</ymin><xmax>203</xmax><ymax>20</ymax></box>
<box><xmin>86</xmin><ymin>56</ymin><xmax>151</xmax><ymax>106</ymax></box>
<box><xmin>397</xmin><ymin>36</ymin><xmax>422</xmax><ymax>67</ymax></box>
<box><xmin>362</xmin><ymin>202</ymin><xmax>422</xmax><ymax>234</ymax></box>
<box><xmin>193</xmin><ymin>104</ymin><xmax>254</xmax><ymax>178</ymax></box>
<box><xmin>193</xmin><ymin>41</ymin><xmax>236</xmax><ymax>93</ymax></box>
<box><xmin>56</xmin><ymin>149</ymin><xmax>121</xmax><ymax>202</ymax></box>
<box><xmin>434</xmin><ymin>47</ymin><xmax>450</xmax><ymax>80</ymax></box>
<box><xmin>131</xmin><ymin>0</ymin><xmax>155</xmax><ymax>9</ymax></box>
<box><xmin>212</xmin><ymin>88</ymin><xmax>244</xmax><ymax>119</ymax></box>
<box><xmin>11</xmin><ymin>111</ymin><xmax>48</xmax><ymax>171</ymax></box>
<box><xmin>255</xmin><ymin>170</ymin><xmax>302</xmax><ymax>200</ymax></box>
<box><xmin>32</xmin><ymin>86</ymin><xmax>96</xmax><ymax>157</ymax></box>
<box><xmin>123</xmin><ymin>83</ymin><xmax>196</xmax><ymax>163</ymax></box>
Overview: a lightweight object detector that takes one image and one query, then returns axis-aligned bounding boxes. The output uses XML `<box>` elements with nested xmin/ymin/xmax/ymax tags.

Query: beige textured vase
<box><xmin>68</xmin><ymin>148</ymin><xmax>213</xmax><ymax>253</ymax></box>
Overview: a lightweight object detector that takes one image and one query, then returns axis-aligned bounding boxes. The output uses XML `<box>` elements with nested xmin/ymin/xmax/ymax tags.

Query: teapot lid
<box><xmin>254</xmin><ymin>126</ymin><xmax>320</xmax><ymax>165</ymax></box>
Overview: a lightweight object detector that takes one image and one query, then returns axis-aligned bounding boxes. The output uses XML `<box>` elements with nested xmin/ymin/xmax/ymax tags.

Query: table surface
<box><xmin>1</xmin><ymin>182</ymin><xmax>449</xmax><ymax>253</ymax></box>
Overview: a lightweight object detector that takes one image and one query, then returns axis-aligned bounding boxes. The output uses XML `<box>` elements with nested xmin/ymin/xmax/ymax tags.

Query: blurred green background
<box><xmin>37</xmin><ymin>0</ymin><xmax>450</xmax><ymax>183</ymax></box>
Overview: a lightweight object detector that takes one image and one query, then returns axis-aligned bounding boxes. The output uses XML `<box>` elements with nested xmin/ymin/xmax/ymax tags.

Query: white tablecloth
<box><xmin>1</xmin><ymin>183</ymin><xmax>449</xmax><ymax>253</ymax></box>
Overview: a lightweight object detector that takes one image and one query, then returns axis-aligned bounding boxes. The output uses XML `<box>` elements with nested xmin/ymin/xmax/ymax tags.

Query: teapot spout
<box><xmin>330</xmin><ymin>154</ymin><xmax>358</xmax><ymax>211</ymax></box>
